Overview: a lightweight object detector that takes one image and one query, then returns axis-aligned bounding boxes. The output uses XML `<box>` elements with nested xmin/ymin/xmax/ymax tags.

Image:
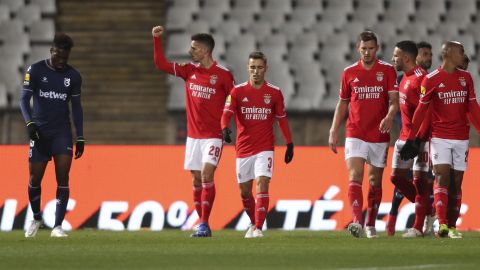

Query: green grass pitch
<box><xmin>1</xmin><ymin>230</ymin><xmax>480</xmax><ymax>269</ymax></box>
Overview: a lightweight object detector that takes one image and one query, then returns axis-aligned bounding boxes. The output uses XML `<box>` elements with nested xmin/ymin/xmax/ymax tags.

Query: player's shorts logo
<box><xmin>376</xmin><ymin>72</ymin><xmax>384</xmax><ymax>82</ymax></box>
<box><xmin>64</xmin><ymin>78</ymin><xmax>71</xmax><ymax>87</ymax></box>
<box><xmin>209</xmin><ymin>75</ymin><xmax>217</xmax><ymax>85</ymax></box>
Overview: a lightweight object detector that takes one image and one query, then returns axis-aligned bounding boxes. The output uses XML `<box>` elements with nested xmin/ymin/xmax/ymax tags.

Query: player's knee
<box><xmin>29</xmin><ymin>176</ymin><xmax>42</xmax><ymax>187</ymax></box>
<box><xmin>56</xmin><ymin>176</ymin><xmax>69</xmax><ymax>187</ymax></box>
<box><xmin>240</xmin><ymin>190</ymin><xmax>252</xmax><ymax>198</ymax></box>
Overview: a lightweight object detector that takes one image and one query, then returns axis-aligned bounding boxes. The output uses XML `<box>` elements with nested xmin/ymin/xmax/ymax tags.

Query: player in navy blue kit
<box><xmin>19</xmin><ymin>33</ymin><xmax>84</xmax><ymax>238</ymax></box>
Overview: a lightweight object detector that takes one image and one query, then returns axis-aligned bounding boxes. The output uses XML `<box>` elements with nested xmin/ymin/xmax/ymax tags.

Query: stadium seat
<box><xmin>265</xmin><ymin>61</ymin><xmax>295</xmax><ymax>104</ymax></box>
<box><xmin>323</xmin><ymin>33</ymin><xmax>351</xmax><ymax>55</ymax></box>
<box><xmin>225</xmin><ymin>34</ymin><xmax>257</xmax><ymax>66</ymax></box>
<box><xmin>402</xmin><ymin>22</ymin><xmax>429</xmax><ymax>41</ymax></box>
<box><xmin>290</xmin><ymin>7</ymin><xmax>319</xmax><ymax>29</ymax></box>
<box><xmin>443</xmin><ymin>10</ymin><xmax>473</xmax><ymax>30</ymax></box>
<box><xmin>432</xmin><ymin>22</ymin><xmax>459</xmax><ymax>40</ymax></box>
<box><xmin>0</xmin><ymin>82</ymin><xmax>7</xmax><ymax>108</ymax></box>
<box><xmin>167</xmin><ymin>79</ymin><xmax>186</xmax><ymax>111</ymax></box>
<box><xmin>277</xmin><ymin>21</ymin><xmax>304</xmax><ymax>43</ymax></box>
<box><xmin>414</xmin><ymin>9</ymin><xmax>443</xmax><ymax>30</ymax></box>
<box><xmin>340</xmin><ymin>21</ymin><xmax>368</xmax><ymax>41</ymax></box>
<box><xmin>196</xmin><ymin>9</ymin><xmax>225</xmax><ymax>30</ymax></box>
<box><xmin>291</xmin><ymin>32</ymin><xmax>318</xmax><ymax>56</ymax></box>
<box><xmin>295</xmin><ymin>0</ymin><xmax>323</xmax><ymax>13</ymax></box>
<box><xmin>259</xmin><ymin>34</ymin><xmax>288</xmax><ymax>61</ymax></box>
<box><xmin>185</xmin><ymin>20</ymin><xmax>210</xmax><ymax>36</ymax></box>
<box><xmin>228</xmin><ymin>7</ymin><xmax>257</xmax><ymax>28</ymax></box>
<box><xmin>350</xmin><ymin>8</ymin><xmax>380</xmax><ymax>27</ymax></box>
<box><xmin>451</xmin><ymin>34</ymin><xmax>475</xmax><ymax>58</ymax></box>
<box><xmin>288</xmin><ymin>49</ymin><xmax>317</xmax><ymax>68</ymax></box>
<box><xmin>215</xmin><ymin>20</ymin><xmax>241</xmax><ymax>43</ymax></box>
<box><xmin>15</xmin><ymin>4</ymin><xmax>41</xmax><ymax>26</ymax></box>
<box><xmin>29</xmin><ymin>19</ymin><xmax>55</xmax><ymax>43</ymax></box>
<box><xmin>288</xmin><ymin>81</ymin><xmax>327</xmax><ymax>111</ymax></box>
<box><xmin>371</xmin><ymin>21</ymin><xmax>398</xmax><ymax>44</ymax></box>
<box><xmin>30</xmin><ymin>0</ymin><xmax>56</xmax><ymax>15</ymax></box>
<box><xmin>382</xmin><ymin>9</ymin><xmax>411</xmax><ymax>28</ymax></box>
<box><xmin>25</xmin><ymin>45</ymin><xmax>50</xmax><ymax>65</ymax></box>
<box><xmin>166</xmin><ymin>7</ymin><xmax>194</xmax><ymax>31</ymax></box>
<box><xmin>245</xmin><ymin>21</ymin><xmax>273</xmax><ymax>42</ymax></box>
<box><xmin>166</xmin><ymin>33</ymin><xmax>191</xmax><ymax>58</ymax></box>
<box><xmin>323</xmin><ymin>0</ymin><xmax>354</xmax><ymax>14</ymax></box>
<box><xmin>203</xmin><ymin>0</ymin><xmax>231</xmax><ymax>14</ymax></box>
<box><xmin>293</xmin><ymin>62</ymin><xmax>323</xmax><ymax>86</ymax></box>
<box><xmin>417</xmin><ymin>0</ymin><xmax>446</xmax><ymax>14</ymax></box>
<box><xmin>319</xmin><ymin>8</ymin><xmax>349</xmax><ymax>28</ymax></box>
<box><xmin>0</xmin><ymin>63</ymin><xmax>22</xmax><ymax>96</ymax></box>
<box><xmin>0</xmin><ymin>0</ymin><xmax>24</xmax><ymax>13</ymax></box>
<box><xmin>311</xmin><ymin>21</ymin><xmax>335</xmax><ymax>43</ymax></box>
<box><xmin>264</xmin><ymin>0</ymin><xmax>292</xmax><ymax>14</ymax></box>
<box><xmin>385</xmin><ymin>0</ymin><xmax>415</xmax><ymax>15</ymax></box>
<box><xmin>232</xmin><ymin>0</ymin><xmax>261</xmax><ymax>12</ymax></box>
<box><xmin>258</xmin><ymin>9</ymin><xmax>287</xmax><ymax>29</ymax></box>
<box><xmin>448</xmin><ymin>0</ymin><xmax>477</xmax><ymax>15</ymax></box>
<box><xmin>170</xmin><ymin>0</ymin><xmax>200</xmax><ymax>14</ymax></box>
<box><xmin>0</xmin><ymin>4</ymin><xmax>10</xmax><ymax>21</ymax></box>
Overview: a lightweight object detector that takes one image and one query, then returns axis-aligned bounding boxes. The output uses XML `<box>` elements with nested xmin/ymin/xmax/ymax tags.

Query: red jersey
<box><xmin>419</xmin><ymin>68</ymin><xmax>477</xmax><ymax>140</ymax></box>
<box><xmin>224</xmin><ymin>81</ymin><xmax>287</xmax><ymax>158</ymax></box>
<box><xmin>399</xmin><ymin>66</ymin><xmax>427</xmax><ymax>140</ymax></box>
<box><xmin>340</xmin><ymin>59</ymin><xmax>398</xmax><ymax>142</ymax></box>
<box><xmin>153</xmin><ymin>37</ymin><xmax>235</xmax><ymax>139</ymax></box>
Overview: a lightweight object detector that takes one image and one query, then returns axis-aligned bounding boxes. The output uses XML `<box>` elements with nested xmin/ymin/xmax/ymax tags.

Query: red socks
<box><xmin>434</xmin><ymin>185</ymin><xmax>449</xmax><ymax>225</ymax></box>
<box><xmin>366</xmin><ymin>184</ymin><xmax>382</xmax><ymax>227</ymax></box>
<box><xmin>242</xmin><ymin>194</ymin><xmax>256</xmax><ymax>225</ymax></box>
<box><xmin>193</xmin><ymin>186</ymin><xmax>202</xmax><ymax>217</ymax></box>
<box><xmin>255</xmin><ymin>192</ymin><xmax>269</xmax><ymax>229</ymax></box>
<box><xmin>200</xmin><ymin>182</ymin><xmax>216</xmax><ymax>223</ymax></box>
<box><xmin>447</xmin><ymin>189</ymin><xmax>462</xmax><ymax>228</ymax></box>
<box><xmin>412</xmin><ymin>177</ymin><xmax>429</xmax><ymax>231</ymax></box>
<box><xmin>390</xmin><ymin>175</ymin><xmax>416</xmax><ymax>202</ymax></box>
<box><xmin>348</xmin><ymin>182</ymin><xmax>363</xmax><ymax>224</ymax></box>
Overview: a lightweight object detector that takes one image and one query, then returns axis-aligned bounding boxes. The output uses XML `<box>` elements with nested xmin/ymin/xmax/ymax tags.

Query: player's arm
<box><xmin>71</xmin><ymin>75</ymin><xmax>85</xmax><ymax>159</ymax></box>
<box><xmin>466</xmin><ymin>74</ymin><xmax>480</xmax><ymax>133</ymax></box>
<box><xmin>328</xmin><ymin>99</ymin><xmax>348</xmax><ymax>154</ymax></box>
<box><xmin>152</xmin><ymin>26</ymin><xmax>189</xmax><ymax>78</ymax></box>
<box><xmin>275</xmin><ymin>92</ymin><xmax>293</xmax><ymax>164</ymax></box>
<box><xmin>221</xmin><ymin>92</ymin><xmax>235</xmax><ymax>143</ymax></box>
<box><xmin>19</xmin><ymin>67</ymin><xmax>40</xmax><ymax>140</ymax></box>
<box><xmin>379</xmin><ymin>91</ymin><xmax>399</xmax><ymax>133</ymax></box>
<box><xmin>416</xmin><ymin>104</ymin><xmax>432</xmax><ymax>140</ymax></box>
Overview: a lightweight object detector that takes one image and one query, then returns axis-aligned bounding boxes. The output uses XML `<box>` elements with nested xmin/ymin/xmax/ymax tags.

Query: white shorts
<box><xmin>236</xmin><ymin>151</ymin><xmax>274</xmax><ymax>183</ymax></box>
<box><xmin>392</xmin><ymin>139</ymin><xmax>430</xmax><ymax>172</ymax></box>
<box><xmin>184</xmin><ymin>137</ymin><xmax>223</xmax><ymax>171</ymax></box>
<box><xmin>430</xmin><ymin>138</ymin><xmax>469</xmax><ymax>171</ymax></box>
<box><xmin>344</xmin><ymin>138</ymin><xmax>389</xmax><ymax>168</ymax></box>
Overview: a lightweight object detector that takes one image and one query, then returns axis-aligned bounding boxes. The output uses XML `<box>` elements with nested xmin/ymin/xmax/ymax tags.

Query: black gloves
<box><xmin>222</xmin><ymin>128</ymin><xmax>232</xmax><ymax>143</ymax></box>
<box><xmin>399</xmin><ymin>138</ymin><xmax>422</xmax><ymax>161</ymax></box>
<box><xmin>285</xmin><ymin>143</ymin><xmax>294</xmax><ymax>164</ymax></box>
<box><xmin>26</xmin><ymin>121</ymin><xmax>40</xmax><ymax>140</ymax></box>
<box><xmin>75</xmin><ymin>136</ymin><xmax>85</xmax><ymax>159</ymax></box>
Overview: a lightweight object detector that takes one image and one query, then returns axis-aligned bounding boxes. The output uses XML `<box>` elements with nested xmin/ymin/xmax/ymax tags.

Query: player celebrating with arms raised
<box><xmin>329</xmin><ymin>31</ymin><xmax>399</xmax><ymax>238</ymax></box>
<box><xmin>221</xmin><ymin>51</ymin><xmax>294</xmax><ymax>238</ymax></box>
<box><xmin>20</xmin><ymin>33</ymin><xmax>84</xmax><ymax>238</ymax></box>
<box><xmin>152</xmin><ymin>26</ymin><xmax>235</xmax><ymax>237</ymax></box>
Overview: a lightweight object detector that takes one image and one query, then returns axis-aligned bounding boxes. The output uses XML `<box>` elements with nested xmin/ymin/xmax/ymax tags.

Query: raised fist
<box><xmin>152</xmin><ymin>26</ymin><xmax>164</xmax><ymax>37</ymax></box>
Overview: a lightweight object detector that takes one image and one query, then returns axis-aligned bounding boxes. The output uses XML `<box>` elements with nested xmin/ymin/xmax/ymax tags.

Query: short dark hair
<box><xmin>53</xmin><ymin>33</ymin><xmax>74</xmax><ymax>50</ymax></box>
<box><xmin>395</xmin><ymin>40</ymin><xmax>418</xmax><ymax>59</ymax></box>
<box><xmin>248</xmin><ymin>51</ymin><xmax>267</xmax><ymax>65</ymax></box>
<box><xmin>191</xmin><ymin>33</ymin><xmax>215</xmax><ymax>53</ymax></box>
<box><xmin>416</xmin><ymin>41</ymin><xmax>432</xmax><ymax>50</ymax></box>
<box><xmin>357</xmin><ymin>31</ymin><xmax>378</xmax><ymax>45</ymax></box>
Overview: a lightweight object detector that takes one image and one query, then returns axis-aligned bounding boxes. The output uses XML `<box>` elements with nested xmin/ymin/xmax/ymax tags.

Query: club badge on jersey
<box><xmin>210</xmin><ymin>75</ymin><xmax>217</xmax><ymax>85</ymax></box>
<box><xmin>264</xmin><ymin>94</ymin><xmax>271</xmax><ymax>104</ymax></box>
<box><xmin>376</xmin><ymin>72</ymin><xmax>384</xmax><ymax>82</ymax></box>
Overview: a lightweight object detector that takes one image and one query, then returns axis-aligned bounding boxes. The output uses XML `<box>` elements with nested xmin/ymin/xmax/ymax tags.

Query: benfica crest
<box><xmin>376</xmin><ymin>72</ymin><xmax>384</xmax><ymax>82</ymax></box>
<box><xmin>264</xmin><ymin>94</ymin><xmax>271</xmax><ymax>104</ymax></box>
<box><xmin>210</xmin><ymin>75</ymin><xmax>217</xmax><ymax>85</ymax></box>
<box><xmin>64</xmin><ymin>78</ymin><xmax>71</xmax><ymax>87</ymax></box>
<box><xmin>459</xmin><ymin>77</ymin><xmax>466</xmax><ymax>87</ymax></box>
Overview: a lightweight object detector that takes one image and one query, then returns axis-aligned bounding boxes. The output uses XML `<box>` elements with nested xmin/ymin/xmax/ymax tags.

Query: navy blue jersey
<box><xmin>20</xmin><ymin>60</ymin><xmax>83</xmax><ymax>137</ymax></box>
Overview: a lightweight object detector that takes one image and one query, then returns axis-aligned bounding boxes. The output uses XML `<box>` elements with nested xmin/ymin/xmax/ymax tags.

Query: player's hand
<box><xmin>75</xmin><ymin>136</ymin><xmax>85</xmax><ymax>159</ymax></box>
<box><xmin>222</xmin><ymin>128</ymin><xmax>232</xmax><ymax>143</ymax></box>
<box><xmin>399</xmin><ymin>138</ymin><xmax>421</xmax><ymax>161</ymax></box>
<box><xmin>379</xmin><ymin>115</ymin><xmax>394</xmax><ymax>133</ymax></box>
<box><xmin>285</xmin><ymin>143</ymin><xmax>294</xmax><ymax>164</ymax></box>
<box><xmin>152</xmin><ymin>26</ymin><xmax>164</xmax><ymax>37</ymax></box>
<box><xmin>26</xmin><ymin>121</ymin><xmax>40</xmax><ymax>141</ymax></box>
<box><xmin>328</xmin><ymin>129</ymin><xmax>338</xmax><ymax>154</ymax></box>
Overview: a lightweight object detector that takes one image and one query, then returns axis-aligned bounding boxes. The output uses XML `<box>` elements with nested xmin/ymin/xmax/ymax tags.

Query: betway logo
<box><xmin>353</xmin><ymin>85</ymin><xmax>384</xmax><ymax>94</ymax></box>
<box><xmin>39</xmin><ymin>89</ymin><xmax>67</xmax><ymax>101</ymax></box>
